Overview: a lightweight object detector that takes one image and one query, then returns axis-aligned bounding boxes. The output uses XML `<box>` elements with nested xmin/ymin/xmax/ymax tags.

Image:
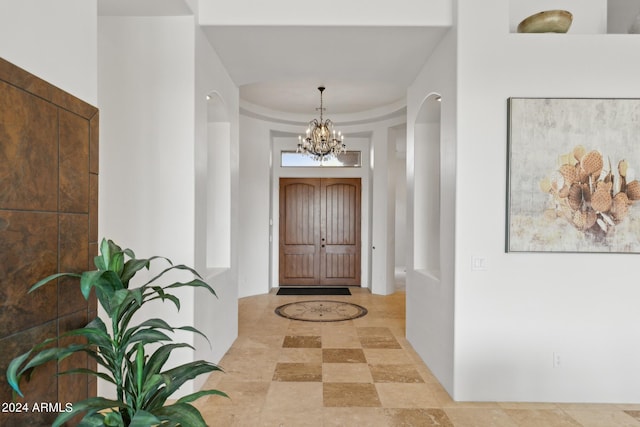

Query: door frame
<box><xmin>270</xmin><ymin>137</ymin><xmax>372</xmax><ymax>291</ymax></box>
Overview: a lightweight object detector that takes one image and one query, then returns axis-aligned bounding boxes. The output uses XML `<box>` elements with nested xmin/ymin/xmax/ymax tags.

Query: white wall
<box><xmin>99</xmin><ymin>14</ymin><xmax>239</xmax><ymax>397</ymax></box>
<box><xmin>193</xmin><ymin>22</ymin><xmax>239</xmax><ymax>389</ymax></box>
<box><xmin>394</xmin><ymin>129</ymin><xmax>408</xmax><ymax>271</ymax></box>
<box><xmin>406</xmin><ymin>27</ymin><xmax>457</xmax><ymax>395</ymax></box>
<box><xmin>0</xmin><ymin>0</ymin><xmax>97</xmax><ymax>105</ymax></box>
<box><xmin>454</xmin><ymin>0</ymin><xmax>640</xmax><ymax>403</ymax></box>
<box><xmin>199</xmin><ymin>0</ymin><xmax>452</xmax><ymax>26</ymax></box>
<box><xmin>238</xmin><ymin>115</ymin><xmax>273</xmax><ymax>297</ymax></box>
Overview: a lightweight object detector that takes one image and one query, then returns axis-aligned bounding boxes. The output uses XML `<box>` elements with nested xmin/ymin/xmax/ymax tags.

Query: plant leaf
<box><xmin>175</xmin><ymin>388</ymin><xmax>229</xmax><ymax>405</ymax></box>
<box><xmin>143</xmin><ymin>264</ymin><xmax>202</xmax><ymax>288</ymax></box>
<box><xmin>60</xmin><ymin>326</ymin><xmax>112</xmax><ymax>348</ymax></box>
<box><xmin>77</xmin><ymin>413</ymin><xmax>107</xmax><ymax>427</ymax></box>
<box><xmin>137</xmin><ymin>318</ymin><xmax>174</xmax><ymax>332</ymax></box>
<box><xmin>6</xmin><ymin>349</ymin><xmax>33</xmax><ymax>396</ymax></box>
<box><xmin>80</xmin><ymin>270</ymin><xmax>104</xmax><ymax>300</ymax></box>
<box><xmin>22</xmin><ymin>344</ymin><xmax>87</xmax><ymax>372</ymax></box>
<box><xmin>102</xmin><ymin>410</ymin><xmax>124</xmax><ymax>427</ymax></box>
<box><xmin>52</xmin><ymin>397</ymin><xmax>126</xmax><ymax>427</ymax></box>
<box><xmin>57</xmin><ymin>368</ymin><xmax>116</xmax><ymax>385</ymax></box>
<box><xmin>120</xmin><ymin>256</ymin><xmax>169</xmax><ymax>285</ymax></box>
<box><xmin>151</xmin><ymin>361</ymin><xmax>223</xmax><ymax>405</ymax></box>
<box><xmin>110</xmin><ymin>251</ymin><xmax>125</xmax><ymax>276</ymax></box>
<box><xmin>127</xmin><ymin>329</ymin><xmax>172</xmax><ymax>347</ymax></box>
<box><xmin>146</xmin><ymin>291</ymin><xmax>180</xmax><ymax>311</ymax></box>
<box><xmin>139</xmin><ymin>373</ymin><xmax>166</xmax><ymax>408</ymax></box>
<box><xmin>129</xmin><ymin>409</ymin><xmax>160</xmax><ymax>427</ymax></box>
<box><xmin>143</xmin><ymin>343</ymin><xmax>193</xmax><ymax>380</ymax></box>
<box><xmin>99</xmin><ymin>238</ymin><xmax>111</xmax><ymax>270</ymax></box>
<box><xmin>164</xmin><ymin>278</ymin><xmax>217</xmax><ymax>297</ymax></box>
<box><xmin>29</xmin><ymin>272</ymin><xmax>81</xmax><ymax>293</ymax></box>
<box><xmin>154</xmin><ymin>402</ymin><xmax>207</xmax><ymax>427</ymax></box>
<box><xmin>135</xmin><ymin>343</ymin><xmax>144</xmax><ymax>399</ymax></box>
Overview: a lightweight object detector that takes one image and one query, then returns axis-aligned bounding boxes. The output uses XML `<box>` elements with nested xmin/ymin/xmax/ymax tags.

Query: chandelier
<box><xmin>297</xmin><ymin>86</ymin><xmax>346</xmax><ymax>159</ymax></box>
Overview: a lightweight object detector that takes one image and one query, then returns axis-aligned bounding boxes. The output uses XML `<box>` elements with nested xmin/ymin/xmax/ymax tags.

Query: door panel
<box><xmin>279</xmin><ymin>177</ymin><xmax>361</xmax><ymax>286</ymax></box>
<box><xmin>321</xmin><ymin>179</ymin><xmax>361</xmax><ymax>286</ymax></box>
<box><xmin>279</xmin><ymin>179</ymin><xmax>320</xmax><ymax>285</ymax></box>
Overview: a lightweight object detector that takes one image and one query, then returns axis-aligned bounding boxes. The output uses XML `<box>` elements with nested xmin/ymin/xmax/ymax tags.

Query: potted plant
<box><xmin>6</xmin><ymin>238</ymin><xmax>226</xmax><ymax>426</ymax></box>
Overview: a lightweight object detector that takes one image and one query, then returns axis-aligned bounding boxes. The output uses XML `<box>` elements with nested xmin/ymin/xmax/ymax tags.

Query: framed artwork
<box><xmin>507</xmin><ymin>98</ymin><xmax>640</xmax><ymax>253</ymax></box>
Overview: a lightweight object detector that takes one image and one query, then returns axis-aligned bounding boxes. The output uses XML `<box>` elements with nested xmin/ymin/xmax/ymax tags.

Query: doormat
<box><xmin>276</xmin><ymin>287</ymin><xmax>351</xmax><ymax>296</ymax></box>
<box><xmin>274</xmin><ymin>300</ymin><xmax>367</xmax><ymax>322</ymax></box>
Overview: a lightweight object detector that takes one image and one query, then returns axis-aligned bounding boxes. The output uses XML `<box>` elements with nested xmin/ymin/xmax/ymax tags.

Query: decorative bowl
<box><xmin>517</xmin><ymin>10</ymin><xmax>573</xmax><ymax>33</ymax></box>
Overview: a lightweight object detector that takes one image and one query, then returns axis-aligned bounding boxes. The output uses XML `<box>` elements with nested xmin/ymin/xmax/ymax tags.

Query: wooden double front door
<box><xmin>279</xmin><ymin>178</ymin><xmax>361</xmax><ymax>286</ymax></box>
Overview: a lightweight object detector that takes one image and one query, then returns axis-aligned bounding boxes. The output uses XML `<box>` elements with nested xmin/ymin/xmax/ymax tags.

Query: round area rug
<box><xmin>274</xmin><ymin>300</ymin><xmax>368</xmax><ymax>322</ymax></box>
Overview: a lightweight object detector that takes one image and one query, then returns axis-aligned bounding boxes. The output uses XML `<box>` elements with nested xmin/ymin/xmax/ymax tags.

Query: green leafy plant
<box><xmin>6</xmin><ymin>238</ymin><xmax>226</xmax><ymax>426</ymax></box>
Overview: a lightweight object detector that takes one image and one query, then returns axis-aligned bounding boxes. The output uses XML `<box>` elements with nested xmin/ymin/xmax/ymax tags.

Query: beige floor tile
<box><xmin>375</xmin><ymin>383</ymin><xmax>440</xmax><ymax>408</ymax></box>
<box><xmin>444</xmin><ymin>407</ymin><xmax>519</xmax><ymax>427</ymax></box>
<box><xmin>220</xmin><ymin>348</ymin><xmax>280</xmax><ymax>382</ymax></box>
<box><xmin>323</xmin><ymin>382</ymin><xmax>382</xmax><ymax>407</ymax></box>
<box><xmin>320</xmin><ymin>333</ymin><xmax>362</xmax><ymax>349</ymax></box>
<box><xmin>279</xmin><ymin>348</ymin><xmax>323</xmax><ymax>363</ymax></box>
<box><xmin>323</xmin><ymin>407</ymin><xmax>391</xmax><ymax>426</ymax></box>
<box><xmin>286</xmin><ymin>321</ymin><xmax>323</xmax><ymax>335</ymax></box>
<box><xmin>199</xmin><ymin>405</ymin><xmax>262</xmax><ymax>427</ymax></box>
<box><xmin>206</xmin><ymin>379</ymin><xmax>270</xmax><ymax>409</ymax></box>
<box><xmin>503</xmin><ymin>408</ymin><xmax>583</xmax><ymax>427</ymax></box>
<box><xmin>260</xmin><ymin>407</ymin><xmax>324</xmax><ymax>427</ymax></box>
<box><xmin>360</xmin><ymin>335</ymin><xmax>402</xmax><ymax>349</ymax></box>
<box><xmin>562</xmin><ymin>409</ymin><xmax>640</xmax><ymax>427</ymax></box>
<box><xmin>321</xmin><ymin>321</ymin><xmax>357</xmax><ymax>334</ymax></box>
<box><xmin>369</xmin><ymin>364</ymin><xmax>425</xmax><ymax>383</ymax></box>
<box><xmin>498</xmin><ymin>402</ymin><xmax>560</xmax><ymax>410</ymax></box>
<box><xmin>264</xmin><ymin>382</ymin><xmax>324</xmax><ymax>410</ymax></box>
<box><xmin>363</xmin><ymin>348</ymin><xmax>412</xmax><ymax>364</ymax></box>
<box><xmin>385</xmin><ymin>408</ymin><xmax>455</xmax><ymax>427</ymax></box>
<box><xmin>322</xmin><ymin>362</ymin><xmax>373</xmax><ymax>383</ymax></box>
<box><xmin>627</xmin><ymin>410</ymin><xmax>640</xmax><ymax>420</ymax></box>
<box><xmin>272</xmin><ymin>362</ymin><xmax>322</xmax><ymax>382</ymax></box>
<box><xmin>322</xmin><ymin>348</ymin><xmax>367</xmax><ymax>363</ymax></box>
<box><xmin>283</xmin><ymin>335</ymin><xmax>321</xmax><ymax>348</ymax></box>
<box><xmin>234</xmin><ymin>335</ymin><xmax>284</xmax><ymax>349</ymax></box>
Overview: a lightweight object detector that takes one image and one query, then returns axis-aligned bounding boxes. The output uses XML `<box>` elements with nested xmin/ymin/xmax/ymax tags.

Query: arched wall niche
<box><xmin>413</xmin><ymin>93</ymin><xmax>441</xmax><ymax>278</ymax></box>
<box><xmin>206</xmin><ymin>91</ymin><xmax>231</xmax><ymax>270</ymax></box>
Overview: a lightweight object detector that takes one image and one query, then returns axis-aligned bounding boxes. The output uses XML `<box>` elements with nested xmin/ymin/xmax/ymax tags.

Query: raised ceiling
<box><xmin>99</xmin><ymin>0</ymin><xmax>450</xmax><ymax>117</ymax></box>
<box><xmin>204</xmin><ymin>26</ymin><xmax>448</xmax><ymax>115</ymax></box>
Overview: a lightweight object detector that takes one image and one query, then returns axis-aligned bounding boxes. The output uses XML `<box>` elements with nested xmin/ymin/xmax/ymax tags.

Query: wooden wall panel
<box><xmin>0</xmin><ymin>58</ymin><xmax>98</xmax><ymax>426</ymax></box>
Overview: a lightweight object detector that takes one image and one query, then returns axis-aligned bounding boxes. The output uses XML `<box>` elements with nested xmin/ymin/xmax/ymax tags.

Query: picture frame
<box><xmin>506</xmin><ymin>97</ymin><xmax>640</xmax><ymax>253</ymax></box>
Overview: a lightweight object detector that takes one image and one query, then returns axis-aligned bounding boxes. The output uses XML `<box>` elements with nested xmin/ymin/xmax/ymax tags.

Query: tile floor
<box><xmin>195</xmin><ymin>288</ymin><xmax>640</xmax><ymax>426</ymax></box>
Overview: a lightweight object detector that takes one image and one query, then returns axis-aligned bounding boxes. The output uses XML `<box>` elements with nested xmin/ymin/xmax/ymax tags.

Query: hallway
<box><xmin>195</xmin><ymin>289</ymin><xmax>640</xmax><ymax>426</ymax></box>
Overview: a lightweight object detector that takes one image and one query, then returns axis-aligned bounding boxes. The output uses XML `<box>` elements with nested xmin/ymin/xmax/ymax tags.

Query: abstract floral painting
<box><xmin>507</xmin><ymin>98</ymin><xmax>640</xmax><ymax>252</ymax></box>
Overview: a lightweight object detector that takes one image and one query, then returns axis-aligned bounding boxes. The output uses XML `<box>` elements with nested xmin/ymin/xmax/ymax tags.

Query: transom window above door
<box><xmin>280</xmin><ymin>151</ymin><xmax>362</xmax><ymax>168</ymax></box>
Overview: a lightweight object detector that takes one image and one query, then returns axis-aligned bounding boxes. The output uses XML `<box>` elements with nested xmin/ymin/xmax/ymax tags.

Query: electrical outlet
<box><xmin>471</xmin><ymin>256</ymin><xmax>487</xmax><ymax>271</ymax></box>
<box><xmin>553</xmin><ymin>352</ymin><xmax>561</xmax><ymax>368</ymax></box>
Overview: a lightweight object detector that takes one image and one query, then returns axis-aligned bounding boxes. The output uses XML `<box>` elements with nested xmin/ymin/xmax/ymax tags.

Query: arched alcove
<box><xmin>413</xmin><ymin>94</ymin><xmax>441</xmax><ymax>278</ymax></box>
<box><xmin>206</xmin><ymin>91</ymin><xmax>231</xmax><ymax>270</ymax></box>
